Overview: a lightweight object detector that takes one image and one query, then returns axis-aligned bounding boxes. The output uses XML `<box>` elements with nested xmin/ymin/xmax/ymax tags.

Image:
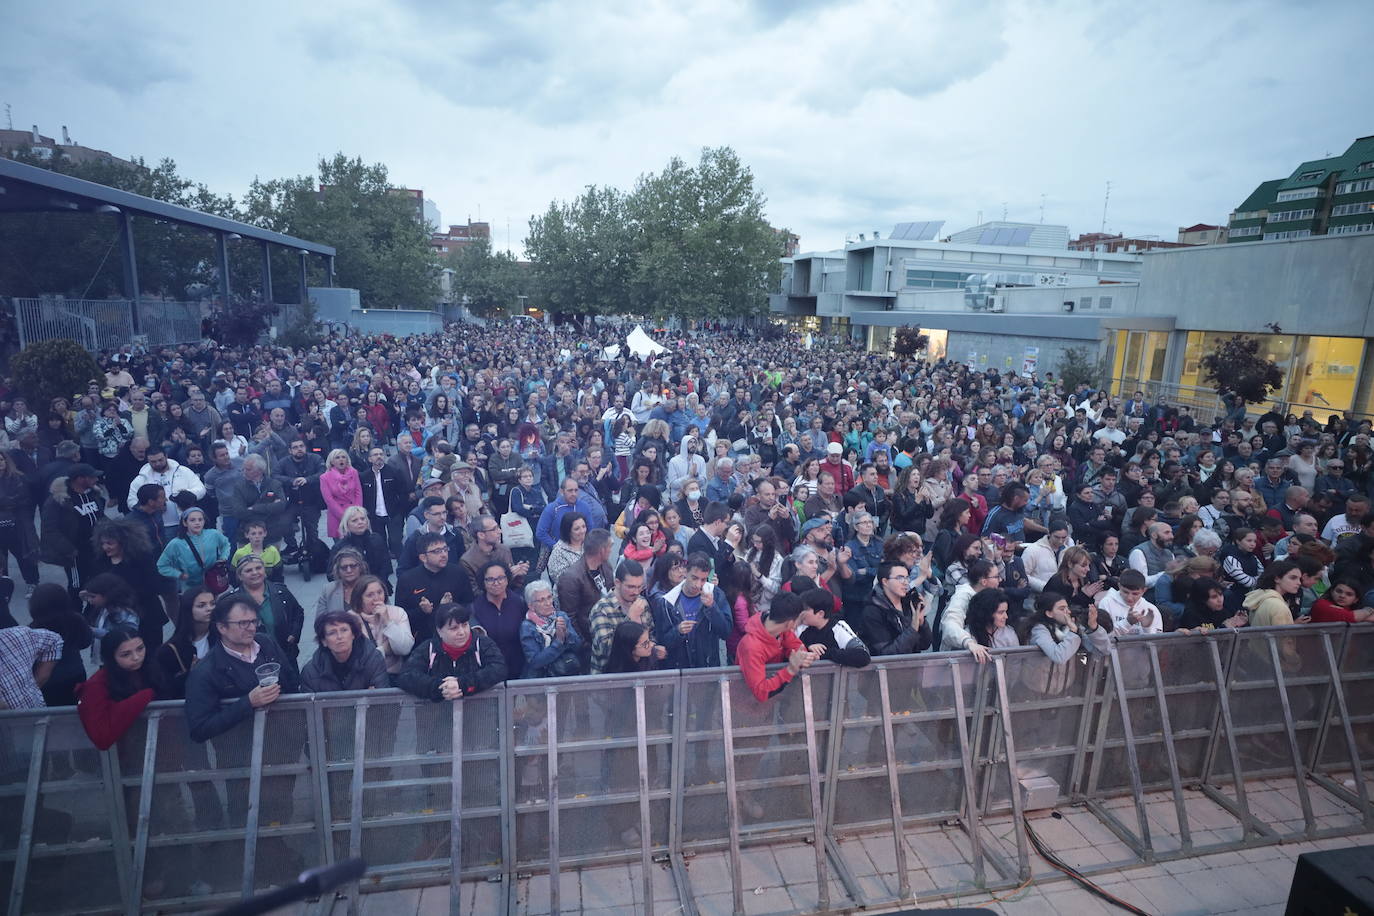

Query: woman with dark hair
<box><xmin>603</xmin><ymin>621</ymin><xmax>662</xmax><ymax>675</ymax></box>
<box><xmin>932</xmin><ymin>497</ymin><xmax>973</xmax><ymax>574</ymax></box>
<box><xmin>1242</xmin><ymin>559</ymin><xmax>1304</xmax><ymax>626</ymax></box>
<box><xmin>472</xmin><ymin>559</ymin><xmax>528</xmax><ymax>679</ymax></box>
<box><xmin>723</xmin><ymin>562</ymin><xmax>758</xmax><ymax>663</ymax></box>
<box><xmin>1218</xmin><ymin>527</ymin><xmax>1263</xmax><ymax>597</ymax></box>
<box><xmin>646</xmin><ymin>551</ymin><xmax>686</xmax><ymax>601</ymax></box>
<box><xmin>397</xmin><ymin>603</ymin><xmax>507</xmax><ymax>701</ymax></box>
<box><xmin>77</xmin><ymin>628</ymin><xmax>170</xmax><ymax>749</ymax></box>
<box><xmin>617</xmin><ymin>461</ymin><xmax>655</xmax><ymax>519</ymax></box>
<box><xmin>545</xmin><ymin>511</ymin><xmax>587</xmax><ymax>588</ymax></box>
<box><xmin>153</xmin><ymin>589</ymin><xmax>216</xmax><ymax>699</ymax></box>
<box><xmin>964</xmin><ymin>588</ymin><xmax>1018</xmax><ymax>649</ymax></box>
<box><xmin>1022</xmin><ymin>591</ymin><xmax>1109</xmax><ymax>664</ymax></box>
<box><xmin>1044</xmin><ymin>546</ymin><xmax>1105</xmax><ymax>612</ymax></box>
<box><xmin>943</xmin><ymin>532</ymin><xmax>984</xmax><ymax>592</ymax></box>
<box><xmin>1311</xmin><ymin>580</ymin><xmax>1374</xmax><ymax>624</ymax></box>
<box><xmin>349</xmin><ymin>574</ymin><xmax>415</xmax><ymax>679</ymax></box>
<box><xmin>93</xmin><ymin>517</ymin><xmax>171</xmax><ymax>652</ymax></box>
<box><xmin>300</xmin><ymin>611</ymin><xmax>390</xmax><ymax>692</ymax></box>
<box><xmin>745</xmin><ymin>522</ymin><xmax>783</xmax><ymax>611</ymax></box>
<box><xmin>1178</xmin><ymin>577</ymin><xmax>1248</xmax><ymax>631</ymax></box>
<box><xmin>28</xmin><ymin>583</ymin><xmax>93</xmax><ymax>706</ymax></box>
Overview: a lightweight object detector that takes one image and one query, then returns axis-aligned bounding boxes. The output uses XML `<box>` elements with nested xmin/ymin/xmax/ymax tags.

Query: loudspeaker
<box><xmin>1285</xmin><ymin>844</ymin><xmax>1374</xmax><ymax>915</ymax></box>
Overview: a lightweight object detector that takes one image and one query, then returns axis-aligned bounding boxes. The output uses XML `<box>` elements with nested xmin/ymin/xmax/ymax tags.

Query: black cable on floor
<box><xmin>1023</xmin><ymin>816</ymin><xmax>1153</xmax><ymax>916</ymax></box>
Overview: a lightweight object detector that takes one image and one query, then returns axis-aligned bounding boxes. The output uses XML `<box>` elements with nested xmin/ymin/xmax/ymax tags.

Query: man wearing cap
<box><xmin>821</xmin><ymin>441</ymin><xmax>855</xmax><ymax>494</ymax></box>
<box><xmin>126</xmin><ymin>444</ymin><xmax>208</xmax><ymax>542</ymax></box>
<box><xmin>40</xmin><ymin>463</ymin><xmax>105</xmax><ymax>587</ymax></box>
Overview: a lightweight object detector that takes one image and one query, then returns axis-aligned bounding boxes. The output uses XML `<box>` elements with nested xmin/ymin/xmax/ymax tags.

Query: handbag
<box><xmin>499</xmin><ymin>510</ymin><xmax>535</xmax><ymax>549</ymax></box>
<box><xmin>185</xmin><ymin>534</ymin><xmax>231</xmax><ymax>594</ymax></box>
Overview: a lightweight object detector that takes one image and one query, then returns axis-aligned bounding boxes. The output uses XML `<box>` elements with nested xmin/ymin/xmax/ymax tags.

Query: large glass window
<box><xmin>1177</xmin><ymin>331</ymin><xmax>1364</xmax><ymax>421</ymax></box>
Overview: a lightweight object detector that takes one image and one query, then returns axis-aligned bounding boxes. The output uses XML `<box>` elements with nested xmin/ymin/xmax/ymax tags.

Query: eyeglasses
<box><xmin>426</xmin><ymin>546</ymin><xmax>450</xmax><ymax>555</ymax></box>
<box><xmin>484</xmin><ymin>574</ymin><xmax>507</xmax><ymax>583</ymax></box>
<box><xmin>224</xmin><ymin>619</ymin><xmax>260</xmax><ymax>630</ymax></box>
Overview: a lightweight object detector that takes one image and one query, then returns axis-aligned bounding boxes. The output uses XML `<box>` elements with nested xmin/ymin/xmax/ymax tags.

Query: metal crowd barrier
<box><xmin>2</xmin><ymin>625</ymin><xmax>1371</xmax><ymax>916</ymax></box>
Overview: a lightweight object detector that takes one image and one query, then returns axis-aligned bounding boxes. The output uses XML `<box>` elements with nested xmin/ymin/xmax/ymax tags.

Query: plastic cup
<box><xmin>255</xmin><ymin>663</ymin><xmax>281</xmax><ymax>687</ymax></box>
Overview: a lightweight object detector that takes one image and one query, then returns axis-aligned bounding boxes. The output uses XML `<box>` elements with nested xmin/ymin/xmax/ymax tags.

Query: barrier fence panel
<box><xmin>11</xmin><ymin>297</ymin><xmax>204</xmax><ymax>351</ymax></box>
<box><xmin>4</xmin><ymin>626</ymin><xmax>1374</xmax><ymax>916</ymax></box>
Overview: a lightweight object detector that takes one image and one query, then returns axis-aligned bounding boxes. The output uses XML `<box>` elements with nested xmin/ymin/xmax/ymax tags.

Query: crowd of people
<box><xmin>1</xmin><ymin>318</ymin><xmax>1372</xmax><ymax>758</ymax></box>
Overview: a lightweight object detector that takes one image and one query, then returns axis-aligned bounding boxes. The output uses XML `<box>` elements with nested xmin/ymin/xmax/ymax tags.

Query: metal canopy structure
<box><xmin>0</xmin><ymin>157</ymin><xmax>336</xmax><ymax>333</ymax></box>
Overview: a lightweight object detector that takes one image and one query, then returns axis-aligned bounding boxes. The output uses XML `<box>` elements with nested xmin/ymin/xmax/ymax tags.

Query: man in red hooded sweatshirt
<box><xmin>822</xmin><ymin>442</ymin><xmax>855</xmax><ymax>494</ymax></box>
<box><xmin>736</xmin><ymin>592</ymin><xmax>816</xmax><ymax>703</ymax></box>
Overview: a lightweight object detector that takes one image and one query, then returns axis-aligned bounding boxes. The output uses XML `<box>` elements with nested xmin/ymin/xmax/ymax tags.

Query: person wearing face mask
<box><xmin>675</xmin><ymin>478</ymin><xmax>706</xmax><ymax>528</ymax></box>
<box><xmin>667</xmin><ymin>436</ymin><xmax>707</xmax><ymax>503</ymax></box>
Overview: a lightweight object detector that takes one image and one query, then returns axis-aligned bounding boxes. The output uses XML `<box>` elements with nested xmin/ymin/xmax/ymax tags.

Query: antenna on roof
<box><xmin>3</xmin><ymin>103</ymin><xmax>10</xmax><ymax>130</ymax></box>
<box><xmin>1039</xmin><ymin>193</ymin><xmax>1046</xmax><ymax>224</ymax></box>
<box><xmin>1100</xmin><ymin>180</ymin><xmax>1112</xmax><ymax>234</ymax></box>
<box><xmin>1001</xmin><ymin>202</ymin><xmax>1007</xmax><ymax>221</ymax></box>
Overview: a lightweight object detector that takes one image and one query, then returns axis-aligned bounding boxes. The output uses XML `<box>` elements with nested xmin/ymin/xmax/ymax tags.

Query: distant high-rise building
<box><xmin>423</xmin><ymin>199</ymin><xmax>442</xmax><ymax>231</ymax></box>
<box><xmin>0</xmin><ymin>124</ymin><xmax>136</xmax><ymax>169</ymax></box>
<box><xmin>1228</xmin><ymin>135</ymin><xmax>1374</xmax><ymax>242</ymax></box>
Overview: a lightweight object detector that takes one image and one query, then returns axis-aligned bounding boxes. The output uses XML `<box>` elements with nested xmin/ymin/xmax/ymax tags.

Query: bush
<box><xmin>10</xmin><ymin>338</ymin><xmax>104</xmax><ymax>406</ymax></box>
<box><xmin>1057</xmin><ymin>346</ymin><xmax>1104</xmax><ymax>392</ymax></box>
<box><xmin>276</xmin><ymin>299</ymin><xmax>326</xmax><ymax>351</ymax></box>
<box><xmin>892</xmin><ymin>325</ymin><xmax>929</xmax><ymax>358</ymax></box>
<box><xmin>1201</xmin><ymin>334</ymin><xmax>1283</xmax><ymax>404</ymax></box>
<box><xmin>205</xmin><ymin>300</ymin><xmax>279</xmax><ymax>348</ymax></box>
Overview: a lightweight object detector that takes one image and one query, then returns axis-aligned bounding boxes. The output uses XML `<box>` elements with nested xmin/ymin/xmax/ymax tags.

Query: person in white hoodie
<box><xmin>1094</xmin><ymin>568</ymin><xmax>1164</xmax><ymax>635</ymax></box>
<box><xmin>125</xmin><ymin>444</ymin><xmax>207</xmax><ymax>541</ymax></box>
<box><xmin>666</xmin><ymin>436</ymin><xmax>707</xmax><ymax>503</ymax></box>
<box><xmin>1022</xmin><ymin>522</ymin><xmax>1072</xmax><ymax>593</ymax></box>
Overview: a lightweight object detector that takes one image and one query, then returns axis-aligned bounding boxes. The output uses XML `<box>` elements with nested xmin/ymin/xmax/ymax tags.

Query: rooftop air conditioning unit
<box><xmin>988</xmin><ymin>296</ymin><xmax>1004</xmax><ymax>312</ymax></box>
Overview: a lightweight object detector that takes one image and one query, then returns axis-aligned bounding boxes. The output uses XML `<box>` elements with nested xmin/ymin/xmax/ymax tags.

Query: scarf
<box><xmin>440</xmin><ymin>633</ymin><xmax>472</xmax><ymax>662</ymax></box>
<box><xmin>526</xmin><ymin>608</ymin><xmax>558</xmax><ymax>646</ymax></box>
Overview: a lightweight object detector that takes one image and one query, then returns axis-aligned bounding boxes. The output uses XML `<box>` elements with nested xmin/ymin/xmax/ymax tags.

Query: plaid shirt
<box><xmin>588</xmin><ymin>593</ymin><xmax>643</xmax><ymax>674</ymax></box>
<box><xmin>0</xmin><ymin>627</ymin><xmax>63</xmax><ymax>710</ymax></box>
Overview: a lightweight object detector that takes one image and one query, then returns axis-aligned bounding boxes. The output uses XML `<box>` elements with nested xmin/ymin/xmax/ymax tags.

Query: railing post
<box><xmin>717</xmin><ymin>676</ymin><xmax>745</xmax><ymax>916</ymax></box>
<box><xmin>989</xmin><ymin>657</ymin><xmax>1031</xmax><ymax>881</ymax></box>
<box><xmin>102</xmin><ymin>746</ymin><xmax>135</xmax><ymax>910</ymax></box>
<box><xmin>8</xmin><ymin>719</ymin><xmax>48</xmax><ymax>916</ymax></box>
<box><xmin>1145</xmin><ymin>642</ymin><xmax>1193</xmax><ymax>853</ymax></box>
<box><xmin>633</xmin><ymin>681</ymin><xmax>655</xmax><ymax>916</ymax></box>
<box><xmin>949</xmin><ymin>657</ymin><xmax>987</xmax><ymax>885</ymax></box>
<box><xmin>450</xmin><ymin>698</ymin><xmax>465</xmax><ymax>916</ymax></box>
<box><xmin>800</xmin><ymin>673</ymin><xmax>830</xmax><ymax>912</ymax></box>
<box><xmin>241</xmin><ymin>709</ymin><xmax>268</xmax><ymax>900</ymax></box>
<box><xmin>875</xmin><ymin>666</ymin><xmax>911</xmax><ymax>901</ymax></box>
<box><xmin>1313</xmin><ymin>630</ymin><xmax>1373</xmax><ymax>826</ymax></box>
<box><xmin>545</xmin><ymin>688</ymin><xmax>560</xmax><ymax>916</ymax></box>
<box><xmin>347</xmin><ymin>699</ymin><xmax>369</xmax><ymax>916</ymax></box>
<box><xmin>1265</xmin><ymin>634</ymin><xmax>1317</xmax><ymax>835</ymax></box>
<box><xmin>128</xmin><ymin>711</ymin><xmax>161</xmax><ymax>915</ymax></box>
<box><xmin>1105</xmin><ymin>645</ymin><xmax>1154</xmax><ymax>861</ymax></box>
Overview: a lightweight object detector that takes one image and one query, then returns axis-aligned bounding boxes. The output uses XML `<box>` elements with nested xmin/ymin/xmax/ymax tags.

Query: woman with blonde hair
<box><xmin>320</xmin><ymin>449</ymin><xmax>363</xmax><ymax>544</ymax></box>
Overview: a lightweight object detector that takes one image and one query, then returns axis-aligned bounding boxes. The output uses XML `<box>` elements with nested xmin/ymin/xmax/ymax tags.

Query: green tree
<box><xmin>1201</xmin><ymin>335</ymin><xmax>1284</xmax><ymax>404</ymax></box>
<box><xmin>243</xmin><ymin>154</ymin><xmax>439</xmax><ymax>309</ymax></box>
<box><xmin>1056</xmin><ymin>346</ymin><xmax>1106</xmax><ymax>391</ymax></box>
<box><xmin>445</xmin><ymin>237</ymin><xmax>525</xmax><ymax>318</ymax></box>
<box><xmin>892</xmin><ymin>326</ymin><xmax>930</xmax><ymax>359</ymax></box>
<box><xmin>10</xmin><ymin>339</ymin><xmax>103</xmax><ymax>407</ymax></box>
<box><xmin>525</xmin><ymin>185</ymin><xmax>634</xmax><ymax>317</ymax></box>
<box><xmin>626</xmin><ymin>147</ymin><xmax>786</xmax><ymax>320</ymax></box>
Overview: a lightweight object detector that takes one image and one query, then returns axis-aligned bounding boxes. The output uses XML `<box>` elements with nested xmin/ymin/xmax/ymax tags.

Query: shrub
<box><xmin>892</xmin><ymin>325</ymin><xmax>930</xmax><ymax>358</ymax></box>
<box><xmin>10</xmin><ymin>338</ymin><xmax>104</xmax><ymax>406</ymax></box>
<box><xmin>1201</xmin><ymin>334</ymin><xmax>1283</xmax><ymax>404</ymax></box>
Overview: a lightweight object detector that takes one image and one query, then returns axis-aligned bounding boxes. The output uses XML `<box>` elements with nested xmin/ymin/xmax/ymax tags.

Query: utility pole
<box><xmin>1101</xmin><ymin>181</ymin><xmax>1112</xmax><ymax>234</ymax></box>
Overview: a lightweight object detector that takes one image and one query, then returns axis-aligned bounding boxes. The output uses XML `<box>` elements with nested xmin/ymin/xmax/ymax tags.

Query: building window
<box><xmin>1276</xmin><ymin>188</ymin><xmax>1321</xmax><ymax>202</ymax></box>
<box><xmin>904</xmin><ymin>269</ymin><xmax>970</xmax><ymax>289</ymax></box>
<box><xmin>1335</xmin><ymin>178</ymin><xmax>1374</xmax><ymax>194</ymax></box>
<box><xmin>1267</xmin><ymin>208</ymin><xmax>1316</xmax><ymax>222</ymax></box>
<box><xmin>1296</xmin><ymin>170</ymin><xmax>1323</xmax><ymax>180</ymax></box>
<box><xmin>1330</xmin><ymin>223</ymin><xmax>1374</xmax><ymax>235</ymax></box>
<box><xmin>1265</xmin><ymin>229</ymin><xmax>1312</xmax><ymax>240</ymax></box>
<box><xmin>1229</xmin><ymin>226</ymin><xmax>1262</xmax><ymax>238</ymax></box>
<box><xmin>1098</xmin><ymin>296</ymin><xmax>1113</xmax><ymax>310</ymax></box>
<box><xmin>1331</xmin><ymin>202</ymin><xmax>1374</xmax><ymax>217</ymax></box>
<box><xmin>1356</xmin><ymin>161</ymin><xmax>1374</xmax><ymax>173</ymax></box>
<box><xmin>1078</xmin><ymin>297</ymin><xmax>1092</xmax><ymax>312</ymax></box>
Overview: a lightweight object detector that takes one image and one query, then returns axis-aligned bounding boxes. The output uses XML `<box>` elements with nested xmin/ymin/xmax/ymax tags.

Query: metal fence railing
<box><xmin>2</xmin><ymin>625</ymin><xmax>1370</xmax><ymax>916</ymax></box>
<box><xmin>10</xmin><ymin>298</ymin><xmax>203</xmax><ymax>352</ymax></box>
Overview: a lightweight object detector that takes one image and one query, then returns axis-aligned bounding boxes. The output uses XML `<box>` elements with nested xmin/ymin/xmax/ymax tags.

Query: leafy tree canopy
<box><xmin>1201</xmin><ymin>334</ymin><xmax>1284</xmax><ymax>404</ymax></box>
<box><xmin>10</xmin><ymin>338</ymin><xmax>103</xmax><ymax>407</ymax></box>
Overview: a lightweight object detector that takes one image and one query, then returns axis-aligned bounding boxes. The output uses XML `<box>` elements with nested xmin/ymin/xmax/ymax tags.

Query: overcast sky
<box><xmin>3</xmin><ymin>0</ymin><xmax>1371</xmax><ymax>256</ymax></box>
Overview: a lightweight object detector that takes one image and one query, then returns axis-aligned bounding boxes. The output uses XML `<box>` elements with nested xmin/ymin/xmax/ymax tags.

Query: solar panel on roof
<box><xmin>977</xmin><ymin>229</ymin><xmax>997</xmax><ymax>245</ymax></box>
<box><xmin>1009</xmin><ymin>228</ymin><xmax>1032</xmax><ymax>246</ymax></box>
<box><xmin>891</xmin><ymin>220</ymin><xmax>944</xmax><ymax>241</ymax></box>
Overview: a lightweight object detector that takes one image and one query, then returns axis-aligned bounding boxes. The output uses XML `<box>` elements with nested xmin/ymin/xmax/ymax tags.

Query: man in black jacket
<box><xmin>360</xmin><ymin>446</ymin><xmax>408</xmax><ymax>552</ymax></box>
<box><xmin>687</xmin><ymin>501</ymin><xmax>736</xmax><ymax>579</ymax></box>
<box><xmin>277</xmin><ymin>438</ymin><xmax>324</xmax><ymax>552</ymax></box>
<box><xmin>396</xmin><ymin>531</ymin><xmax>475</xmax><ymax>642</ymax></box>
<box><xmin>184</xmin><ymin>595</ymin><xmax>299</xmax><ymax>744</ymax></box>
<box><xmin>796</xmin><ymin>587</ymin><xmax>871</xmax><ymax>668</ymax></box>
<box><xmin>397</xmin><ymin>602</ymin><xmax>506</xmax><ymax>701</ymax></box>
<box><xmin>39</xmin><ymin>466</ymin><xmax>105</xmax><ymax>588</ymax></box>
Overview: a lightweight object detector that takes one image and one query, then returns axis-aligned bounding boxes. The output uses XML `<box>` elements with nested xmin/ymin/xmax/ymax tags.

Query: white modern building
<box><xmin>770</xmin><ymin>220</ymin><xmax>1374</xmax><ymax>421</ymax></box>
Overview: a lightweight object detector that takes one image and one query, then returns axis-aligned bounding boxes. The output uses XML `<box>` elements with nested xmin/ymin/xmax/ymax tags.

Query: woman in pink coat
<box><xmin>320</xmin><ymin>448</ymin><xmax>363</xmax><ymax>543</ymax></box>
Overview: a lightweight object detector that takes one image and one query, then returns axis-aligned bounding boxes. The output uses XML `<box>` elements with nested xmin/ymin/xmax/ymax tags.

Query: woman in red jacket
<box><xmin>76</xmin><ymin>627</ymin><xmax>170</xmax><ymax>750</ymax></box>
<box><xmin>735</xmin><ymin>592</ymin><xmax>816</xmax><ymax>704</ymax></box>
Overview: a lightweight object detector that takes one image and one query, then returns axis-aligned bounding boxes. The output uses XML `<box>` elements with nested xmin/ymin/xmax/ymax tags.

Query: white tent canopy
<box><xmin>625</xmin><ymin>325</ymin><xmax>668</xmax><ymax>359</ymax></box>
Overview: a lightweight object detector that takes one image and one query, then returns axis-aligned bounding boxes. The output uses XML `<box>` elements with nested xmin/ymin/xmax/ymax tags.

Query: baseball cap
<box><xmin>826</xmin><ymin>442</ymin><xmax>842</xmax><ymax>455</ymax></box>
<box><xmin>800</xmin><ymin>517</ymin><xmax>829</xmax><ymax>539</ymax></box>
